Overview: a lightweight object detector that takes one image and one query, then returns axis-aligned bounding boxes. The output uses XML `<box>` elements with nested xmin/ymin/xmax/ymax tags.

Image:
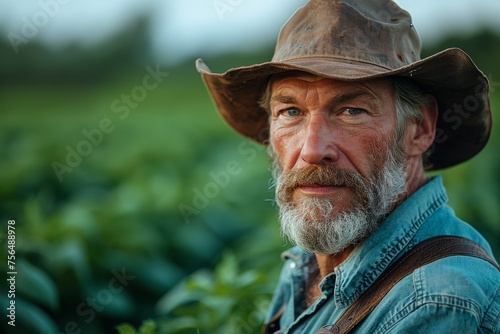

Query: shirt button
<box><xmin>290</xmin><ymin>262</ymin><xmax>296</xmax><ymax>269</ymax></box>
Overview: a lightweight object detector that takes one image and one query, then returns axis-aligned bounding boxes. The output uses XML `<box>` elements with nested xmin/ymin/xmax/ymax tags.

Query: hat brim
<box><xmin>196</xmin><ymin>48</ymin><xmax>491</xmax><ymax>171</ymax></box>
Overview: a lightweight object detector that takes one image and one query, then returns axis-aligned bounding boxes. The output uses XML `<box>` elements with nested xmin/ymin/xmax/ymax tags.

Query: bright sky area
<box><xmin>1</xmin><ymin>0</ymin><xmax>499</xmax><ymax>64</ymax></box>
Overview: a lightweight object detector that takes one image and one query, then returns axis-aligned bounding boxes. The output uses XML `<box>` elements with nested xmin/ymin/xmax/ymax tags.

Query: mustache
<box><xmin>275</xmin><ymin>165</ymin><xmax>368</xmax><ymax>204</ymax></box>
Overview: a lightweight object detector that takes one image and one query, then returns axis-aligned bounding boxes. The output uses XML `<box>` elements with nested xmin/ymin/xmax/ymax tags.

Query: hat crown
<box><xmin>273</xmin><ymin>0</ymin><xmax>422</xmax><ymax>69</ymax></box>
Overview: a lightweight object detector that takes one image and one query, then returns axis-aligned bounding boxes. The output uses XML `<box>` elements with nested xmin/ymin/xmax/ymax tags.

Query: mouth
<box><xmin>295</xmin><ymin>184</ymin><xmax>346</xmax><ymax>196</ymax></box>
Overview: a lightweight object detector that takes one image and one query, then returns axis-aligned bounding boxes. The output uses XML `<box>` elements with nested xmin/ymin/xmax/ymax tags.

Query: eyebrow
<box><xmin>270</xmin><ymin>94</ymin><xmax>297</xmax><ymax>104</ymax></box>
<box><xmin>270</xmin><ymin>90</ymin><xmax>377</xmax><ymax>105</ymax></box>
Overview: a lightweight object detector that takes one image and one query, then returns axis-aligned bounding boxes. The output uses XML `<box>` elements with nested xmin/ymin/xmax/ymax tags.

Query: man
<box><xmin>196</xmin><ymin>0</ymin><xmax>499</xmax><ymax>332</ymax></box>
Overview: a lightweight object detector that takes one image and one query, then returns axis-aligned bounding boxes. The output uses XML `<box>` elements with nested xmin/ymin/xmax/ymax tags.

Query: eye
<box><xmin>344</xmin><ymin>108</ymin><xmax>365</xmax><ymax>115</ymax></box>
<box><xmin>282</xmin><ymin>108</ymin><xmax>301</xmax><ymax>117</ymax></box>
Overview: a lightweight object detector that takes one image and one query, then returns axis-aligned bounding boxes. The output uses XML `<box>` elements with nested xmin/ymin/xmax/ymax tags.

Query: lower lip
<box><xmin>296</xmin><ymin>185</ymin><xmax>343</xmax><ymax>196</ymax></box>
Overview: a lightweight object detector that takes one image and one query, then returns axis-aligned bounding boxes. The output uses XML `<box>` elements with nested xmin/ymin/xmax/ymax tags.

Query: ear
<box><xmin>404</xmin><ymin>94</ymin><xmax>438</xmax><ymax>158</ymax></box>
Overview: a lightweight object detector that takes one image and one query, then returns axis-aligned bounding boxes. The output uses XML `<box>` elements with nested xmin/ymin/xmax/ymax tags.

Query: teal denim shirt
<box><xmin>265</xmin><ymin>177</ymin><xmax>500</xmax><ymax>333</ymax></box>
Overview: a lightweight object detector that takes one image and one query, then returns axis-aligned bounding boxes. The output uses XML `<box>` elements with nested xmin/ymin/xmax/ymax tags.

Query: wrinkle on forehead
<box><xmin>270</xmin><ymin>76</ymin><xmax>394</xmax><ymax>113</ymax></box>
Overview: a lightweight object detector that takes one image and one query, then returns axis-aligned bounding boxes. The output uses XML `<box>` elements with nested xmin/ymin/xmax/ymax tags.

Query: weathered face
<box><xmin>268</xmin><ymin>74</ymin><xmax>408</xmax><ymax>254</ymax></box>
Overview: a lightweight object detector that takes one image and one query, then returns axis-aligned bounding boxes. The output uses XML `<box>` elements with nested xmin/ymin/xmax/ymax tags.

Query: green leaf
<box><xmin>235</xmin><ymin>270</ymin><xmax>262</xmax><ymax>288</ymax></box>
<box><xmin>116</xmin><ymin>323</ymin><xmax>137</xmax><ymax>334</ymax></box>
<box><xmin>199</xmin><ymin>295</ymin><xmax>235</xmax><ymax>321</ymax></box>
<box><xmin>16</xmin><ymin>258</ymin><xmax>59</xmax><ymax>310</ymax></box>
<box><xmin>156</xmin><ymin>317</ymin><xmax>199</xmax><ymax>333</ymax></box>
<box><xmin>155</xmin><ymin>273</ymin><xmax>209</xmax><ymax>314</ymax></box>
<box><xmin>52</xmin><ymin>239</ymin><xmax>92</xmax><ymax>286</ymax></box>
<box><xmin>186</xmin><ymin>270</ymin><xmax>215</xmax><ymax>292</ymax></box>
<box><xmin>138</xmin><ymin>319</ymin><xmax>157</xmax><ymax>334</ymax></box>
<box><xmin>214</xmin><ymin>252</ymin><xmax>238</xmax><ymax>285</ymax></box>
<box><xmin>13</xmin><ymin>297</ymin><xmax>58</xmax><ymax>334</ymax></box>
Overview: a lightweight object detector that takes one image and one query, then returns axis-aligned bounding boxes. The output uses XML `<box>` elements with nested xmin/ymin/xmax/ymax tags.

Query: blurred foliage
<box><xmin>0</xmin><ymin>14</ymin><xmax>499</xmax><ymax>334</ymax></box>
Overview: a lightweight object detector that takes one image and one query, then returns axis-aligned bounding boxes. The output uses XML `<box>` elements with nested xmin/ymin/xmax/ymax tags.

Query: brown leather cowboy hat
<box><xmin>196</xmin><ymin>0</ymin><xmax>492</xmax><ymax>170</ymax></box>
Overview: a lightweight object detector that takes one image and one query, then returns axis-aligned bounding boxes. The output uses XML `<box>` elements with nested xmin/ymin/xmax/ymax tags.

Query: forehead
<box><xmin>269</xmin><ymin>72</ymin><xmax>394</xmax><ymax>98</ymax></box>
<box><xmin>270</xmin><ymin>72</ymin><xmax>322</xmax><ymax>84</ymax></box>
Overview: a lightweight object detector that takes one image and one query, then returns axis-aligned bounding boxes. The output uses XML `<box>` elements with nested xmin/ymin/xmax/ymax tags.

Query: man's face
<box><xmin>269</xmin><ymin>74</ymin><xmax>409</xmax><ymax>254</ymax></box>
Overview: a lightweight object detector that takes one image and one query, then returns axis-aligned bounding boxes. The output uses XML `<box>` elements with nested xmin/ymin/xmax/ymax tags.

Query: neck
<box><xmin>314</xmin><ymin>245</ymin><xmax>355</xmax><ymax>279</ymax></box>
<box><xmin>403</xmin><ymin>158</ymin><xmax>429</xmax><ymax>200</ymax></box>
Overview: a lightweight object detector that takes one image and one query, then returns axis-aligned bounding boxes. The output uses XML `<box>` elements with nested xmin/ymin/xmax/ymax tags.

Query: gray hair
<box><xmin>390</xmin><ymin>77</ymin><xmax>433</xmax><ymax>166</ymax></box>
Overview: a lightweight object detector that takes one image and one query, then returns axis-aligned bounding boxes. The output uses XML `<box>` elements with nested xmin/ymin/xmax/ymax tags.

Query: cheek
<box><xmin>345</xmin><ymin>132</ymin><xmax>392</xmax><ymax>177</ymax></box>
<box><xmin>270</xmin><ymin>127</ymin><xmax>302</xmax><ymax>170</ymax></box>
<box><xmin>368</xmin><ymin>135</ymin><xmax>395</xmax><ymax>168</ymax></box>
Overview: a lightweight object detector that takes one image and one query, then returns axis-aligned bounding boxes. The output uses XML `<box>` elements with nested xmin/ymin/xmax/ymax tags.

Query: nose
<box><xmin>299</xmin><ymin>113</ymin><xmax>340</xmax><ymax>166</ymax></box>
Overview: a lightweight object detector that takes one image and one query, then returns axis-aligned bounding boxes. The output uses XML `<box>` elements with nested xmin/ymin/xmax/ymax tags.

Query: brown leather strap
<box><xmin>262</xmin><ymin>305</ymin><xmax>285</xmax><ymax>334</ymax></box>
<box><xmin>319</xmin><ymin>236</ymin><xmax>500</xmax><ymax>334</ymax></box>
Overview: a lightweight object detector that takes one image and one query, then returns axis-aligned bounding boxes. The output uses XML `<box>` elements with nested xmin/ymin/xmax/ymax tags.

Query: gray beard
<box><xmin>273</xmin><ymin>145</ymin><xmax>407</xmax><ymax>255</ymax></box>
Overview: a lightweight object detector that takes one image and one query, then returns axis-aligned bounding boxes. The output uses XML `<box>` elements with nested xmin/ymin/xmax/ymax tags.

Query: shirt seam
<box><xmin>480</xmin><ymin>286</ymin><xmax>500</xmax><ymax>332</ymax></box>
<box><xmin>376</xmin><ymin>293</ymin><xmax>483</xmax><ymax>333</ymax></box>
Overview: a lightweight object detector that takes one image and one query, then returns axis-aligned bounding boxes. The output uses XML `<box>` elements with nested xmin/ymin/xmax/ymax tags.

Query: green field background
<box><xmin>1</xmin><ymin>24</ymin><xmax>499</xmax><ymax>334</ymax></box>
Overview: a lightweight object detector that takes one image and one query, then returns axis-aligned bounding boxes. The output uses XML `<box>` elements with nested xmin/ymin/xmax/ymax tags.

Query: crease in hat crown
<box><xmin>272</xmin><ymin>0</ymin><xmax>421</xmax><ymax>70</ymax></box>
<box><xmin>196</xmin><ymin>0</ymin><xmax>492</xmax><ymax>171</ymax></box>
